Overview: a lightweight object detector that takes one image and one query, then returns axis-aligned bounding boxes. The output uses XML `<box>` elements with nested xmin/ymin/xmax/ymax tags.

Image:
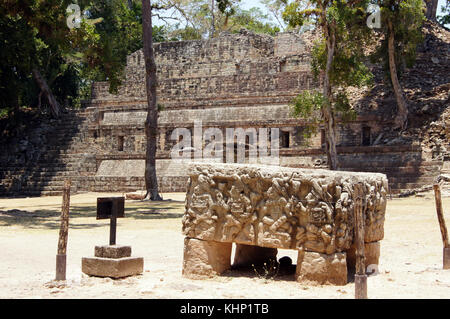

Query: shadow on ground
<box><xmin>0</xmin><ymin>200</ymin><xmax>185</xmax><ymax>229</ymax></box>
<box><xmin>223</xmin><ymin>259</ymin><xmax>297</xmax><ymax>283</ymax></box>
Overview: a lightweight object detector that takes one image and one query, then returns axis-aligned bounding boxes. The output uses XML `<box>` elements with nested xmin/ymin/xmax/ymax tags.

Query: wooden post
<box><xmin>433</xmin><ymin>184</ymin><xmax>450</xmax><ymax>269</ymax></box>
<box><xmin>56</xmin><ymin>180</ymin><xmax>71</xmax><ymax>280</ymax></box>
<box><xmin>354</xmin><ymin>182</ymin><xmax>368</xmax><ymax>299</ymax></box>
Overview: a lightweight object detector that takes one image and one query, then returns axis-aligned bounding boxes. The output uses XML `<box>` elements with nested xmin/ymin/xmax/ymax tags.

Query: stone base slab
<box><xmin>82</xmin><ymin>256</ymin><xmax>143</xmax><ymax>278</ymax></box>
<box><xmin>182</xmin><ymin>237</ymin><xmax>232</xmax><ymax>279</ymax></box>
<box><xmin>95</xmin><ymin>245</ymin><xmax>132</xmax><ymax>259</ymax></box>
<box><xmin>295</xmin><ymin>250</ymin><xmax>347</xmax><ymax>286</ymax></box>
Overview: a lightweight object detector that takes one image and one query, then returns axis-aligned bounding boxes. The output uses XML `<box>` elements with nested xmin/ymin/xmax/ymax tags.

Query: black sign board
<box><xmin>97</xmin><ymin>197</ymin><xmax>125</xmax><ymax>220</ymax></box>
<box><xmin>97</xmin><ymin>197</ymin><xmax>125</xmax><ymax>245</ymax></box>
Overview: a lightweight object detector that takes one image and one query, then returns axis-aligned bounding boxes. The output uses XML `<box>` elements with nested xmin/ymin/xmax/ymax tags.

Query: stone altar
<box><xmin>182</xmin><ymin>163</ymin><xmax>388</xmax><ymax>285</ymax></box>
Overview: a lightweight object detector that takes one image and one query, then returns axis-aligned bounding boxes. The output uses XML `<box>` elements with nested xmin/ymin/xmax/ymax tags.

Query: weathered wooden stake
<box><xmin>56</xmin><ymin>180</ymin><xmax>71</xmax><ymax>280</ymax></box>
<box><xmin>354</xmin><ymin>182</ymin><xmax>368</xmax><ymax>299</ymax></box>
<box><xmin>433</xmin><ymin>184</ymin><xmax>450</xmax><ymax>269</ymax></box>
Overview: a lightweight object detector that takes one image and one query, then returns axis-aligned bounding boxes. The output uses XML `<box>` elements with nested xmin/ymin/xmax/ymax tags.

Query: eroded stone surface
<box><xmin>182</xmin><ymin>238</ymin><xmax>232</xmax><ymax>279</ymax></box>
<box><xmin>81</xmin><ymin>256</ymin><xmax>143</xmax><ymax>278</ymax></box>
<box><xmin>295</xmin><ymin>250</ymin><xmax>347</xmax><ymax>286</ymax></box>
<box><xmin>95</xmin><ymin>245</ymin><xmax>132</xmax><ymax>259</ymax></box>
<box><xmin>183</xmin><ymin>163</ymin><xmax>388</xmax><ymax>254</ymax></box>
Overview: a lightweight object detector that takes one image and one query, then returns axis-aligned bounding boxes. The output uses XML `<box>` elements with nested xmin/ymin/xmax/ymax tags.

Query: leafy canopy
<box><xmin>284</xmin><ymin>1</ymin><xmax>373</xmax><ymax>134</ymax></box>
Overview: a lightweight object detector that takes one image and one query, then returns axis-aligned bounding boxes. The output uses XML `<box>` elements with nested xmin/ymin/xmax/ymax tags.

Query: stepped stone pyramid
<box><xmin>1</xmin><ymin>27</ymin><xmax>448</xmax><ymax>197</ymax></box>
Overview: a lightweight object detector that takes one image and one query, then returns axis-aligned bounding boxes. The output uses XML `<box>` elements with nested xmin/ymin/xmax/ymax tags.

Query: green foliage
<box><xmin>438</xmin><ymin>1</ymin><xmax>450</xmax><ymax>25</ymax></box>
<box><xmin>252</xmin><ymin>260</ymin><xmax>279</xmax><ymax>281</ymax></box>
<box><xmin>371</xmin><ymin>0</ymin><xmax>425</xmax><ymax>79</ymax></box>
<box><xmin>260</xmin><ymin>0</ymin><xmax>289</xmax><ymax>31</ymax></box>
<box><xmin>169</xmin><ymin>25</ymin><xmax>202</xmax><ymax>41</ymax></box>
<box><xmin>284</xmin><ymin>0</ymin><xmax>372</xmax><ymax>132</ymax></box>
<box><xmin>290</xmin><ymin>90</ymin><xmax>324</xmax><ymax>121</ymax></box>
<box><xmin>216</xmin><ymin>0</ymin><xmax>239</xmax><ymax>18</ymax></box>
<box><xmin>290</xmin><ymin>88</ymin><xmax>356</xmax><ymax>137</ymax></box>
<box><xmin>334</xmin><ymin>91</ymin><xmax>357</xmax><ymax>122</ymax></box>
<box><xmin>228</xmin><ymin>7</ymin><xmax>281</xmax><ymax>36</ymax></box>
<box><xmin>161</xmin><ymin>0</ymin><xmax>279</xmax><ymax>38</ymax></box>
<box><xmin>75</xmin><ymin>0</ymin><xmax>145</xmax><ymax>93</ymax></box>
<box><xmin>0</xmin><ymin>0</ymin><xmax>169</xmax><ymax>123</ymax></box>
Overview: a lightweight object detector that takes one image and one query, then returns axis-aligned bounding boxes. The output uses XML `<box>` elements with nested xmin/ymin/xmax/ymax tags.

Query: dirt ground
<box><xmin>0</xmin><ymin>191</ymin><xmax>449</xmax><ymax>299</ymax></box>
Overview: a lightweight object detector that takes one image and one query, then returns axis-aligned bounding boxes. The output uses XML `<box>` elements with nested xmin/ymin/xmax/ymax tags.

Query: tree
<box><xmin>222</xmin><ymin>7</ymin><xmax>281</xmax><ymax>35</ymax></box>
<box><xmin>0</xmin><ymin>0</ymin><xmax>150</xmax><ymax>122</ymax></box>
<box><xmin>152</xmin><ymin>0</ymin><xmax>240</xmax><ymax>39</ymax></box>
<box><xmin>142</xmin><ymin>0</ymin><xmax>163</xmax><ymax>200</ymax></box>
<box><xmin>371</xmin><ymin>0</ymin><xmax>425</xmax><ymax>130</ymax></box>
<box><xmin>261</xmin><ymin>0</ymin><xmax>288</xmax><ymax>31</ymax></box>
<box><xmin>438</xmin><ymin>0</ymin><xmax>450</xmax><ymax>25</ymax></box>
<box><xmin>0</xmin><ymin>0</ymin><xmax>97</xmax><ymax>118</ymax></box>
<box><xmin>283</xmin><ymin>1</ymin><xmax>373</xmax><ymax>170</ymax></box>
<box><xmin>425</xmin><ymin>0</ymin><xmax>439</xmax><ymax>21</ymax></box>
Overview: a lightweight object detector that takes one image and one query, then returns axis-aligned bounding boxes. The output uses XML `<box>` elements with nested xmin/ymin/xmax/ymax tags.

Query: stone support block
<box><xmin>182</xmin><ymin>237</ymin><xmax>232</xmax><ymax>279</ymax></box>
<box><xmin>95</xmin><ymin>245</ymin><xmax>132</xmax><ymax>259</ymax></box>
<box><xmin>82</xmin><ymin>256</ymin><xmax>144</xmax><ymax>278</ymax></box>
<box><xmin>295</xmin><ymin>250</ymin><xmax>347</xmax><ymax>286</ymax></box>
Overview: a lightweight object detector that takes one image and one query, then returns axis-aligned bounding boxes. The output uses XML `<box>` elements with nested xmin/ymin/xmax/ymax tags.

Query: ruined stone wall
<box><xmin>1</xmin><ymin>28</ymin><xmax>446</xmax><ymax>197</ymax></box>
<box><xmin>90</xmin><ymin>30</ymin><xmax>313</xmax><ymax>103</ymax></box>
<box><xmin>74</xmin><ymin>30</ymin><xmax>440</xmax><ymax>196</ymax></box>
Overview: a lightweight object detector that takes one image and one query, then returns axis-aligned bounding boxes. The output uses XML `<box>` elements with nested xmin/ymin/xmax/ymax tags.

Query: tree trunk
<box><xmin>211</xmin><ymin>0</ymin><xmax>216</xmax><ymax>38</ymax></box>
<box><xmin>425</xmin><ymin>0</ymin><xmax>439</xmax><ymax>21</ymax></box>
<box><xmin>322</xmin><ymin>20</ymin><xmax>339</xmax><ymax>170</ymax></box>
<box><xmin>387</xmin><ymin>19</ymin><xmax>408</xmax><ymax>130</ymax></box>
<box><xmin>32</xmin><ymin>68</ymin><xmax>61</xmax><ymax>118</ymax></box>
<box><xmin>142</xmin><ymin>0</ymin><xmax>162</xmax><ymax>201</ymax></box>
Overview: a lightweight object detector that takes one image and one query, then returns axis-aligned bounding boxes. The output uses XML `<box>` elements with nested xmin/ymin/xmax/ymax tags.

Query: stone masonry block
<box><xmin>182</xmin><ymin>237</ymin><xmax>232</xmax><ymax>279</ymax></box>
<box><xmin>95</xmin><ymin>245</ymin><xmax>132</xmax><ymax>259</ymax></box>
<box><xmin>82</xmin><ymin>256</ymin><xmax>143</xmax><ymax>278</ymax></box>
<box><xmin>295</xmin><ymin>250</ymin><xmax>347</xmax><ymax>286</ymax></box>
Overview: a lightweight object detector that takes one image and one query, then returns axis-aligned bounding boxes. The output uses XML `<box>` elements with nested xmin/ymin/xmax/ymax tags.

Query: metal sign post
<box><xmin>97</xmin><ymin>197</ymin><xmax>125</xmax><ymax>245</ymax></box>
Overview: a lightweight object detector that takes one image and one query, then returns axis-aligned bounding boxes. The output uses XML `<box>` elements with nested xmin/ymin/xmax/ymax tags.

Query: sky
<box><xmin>154</xmin><ymin>0</ymin><xmax>449</xmax><ymax>28</ymax></box>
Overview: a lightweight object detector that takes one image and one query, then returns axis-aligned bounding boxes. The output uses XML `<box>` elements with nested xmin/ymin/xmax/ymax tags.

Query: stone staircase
<box><xmin>338</xmin><ymin>150</ymin><xmax>443</xmax><ymax>196</ymax></box>
<box><xmin>0</xmin><ymin>108</ymin><xmax>445</xmax><ymax>197</ymax></box>
<box><xmin>0</xmin><ymin>110</ymin><xmax>94</xmax><ymax>197</ymax></box>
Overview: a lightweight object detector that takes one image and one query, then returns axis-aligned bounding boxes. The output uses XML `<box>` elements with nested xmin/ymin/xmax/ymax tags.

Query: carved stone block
<box><xmin>182</xmin><ymin>163</ymin><xmax>388</xmax><ymax>285</ymax></box>
<box><xmin>183</xmin><ymin>163</ymin><xmax>388</xmax><ymax>254</ymax></box>
<box><xmin>182</xmin><ymin>238</ymin><xmax>232</xmax><ymax>279</ymax></box>
<box><xmin>295</xmin><ymin>250</ymin><xmax>347</xmax><ymax>286</ymax></box>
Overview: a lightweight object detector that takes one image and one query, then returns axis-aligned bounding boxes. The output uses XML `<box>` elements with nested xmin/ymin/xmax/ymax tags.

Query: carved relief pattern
<box><xmin>182</xmin><ymin>164</ymin><xmax>388</xmax><ymax>254</ymax></box>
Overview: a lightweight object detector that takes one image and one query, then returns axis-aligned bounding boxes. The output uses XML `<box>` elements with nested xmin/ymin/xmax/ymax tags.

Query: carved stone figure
<box><xmin>182</xmin><ymin>163</ymin><xmax>388</xmax><ymax>285</ymax></box>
